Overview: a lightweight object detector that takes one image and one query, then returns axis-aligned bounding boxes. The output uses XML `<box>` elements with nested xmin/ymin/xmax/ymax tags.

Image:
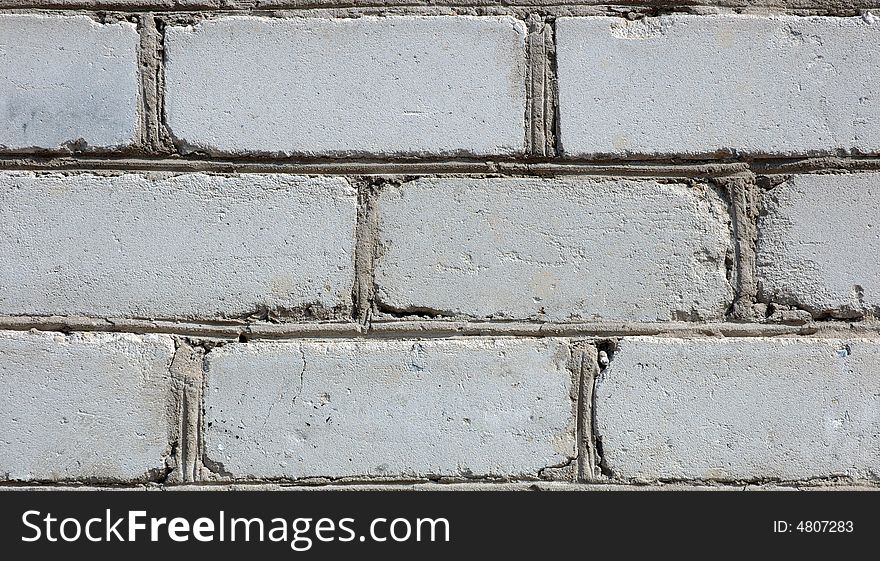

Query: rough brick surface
<box><xmin>596</xmin><ymin>337</ymin><xmax>880</xmax><ymax>481</ymax></box>
<box><xmin>556</xmin><ymin>15</ymin><xmax>880</xmax><ymax>157</ymax></box>
<box><xmin>0</xmin><ymin>172</ymin><xmax>356</xmax><ymax>319</ymax></box>
<box><xmin>0</xmin><ymin>330</ymin><xmax>175</xmax><ymax>482</ymax></box>
<box><xmin>757</xmin><ymin>172</ymin><xmax>880</xmax><ymax>318</ymax></box>
<box><xmin>374</xmin><ymin>177</ymin><xmax>732</xmax><ymax>322</ymax></box>
<box><xmin>204</xmin><ymin>338</ymin><xmax>576</xmax><ymax>479</ymax></box>
<box><xmin>0</xmin><ymin>0</ymin><xmax>876</xmax><ymax>8</ymax></box>
<box><xmin>4</xmin><ymin>6</ymin><xmax>880</xmax><ymax>490</ymax></box>
<box><xmin>165</xmin><ymin>16</ymin><xmax>526</xmax><ymax>157</ymax></box>
<box><xmin>0</xmin><ymin>15</ymin><xmax>138</xmax><ymax>152</ymax></box>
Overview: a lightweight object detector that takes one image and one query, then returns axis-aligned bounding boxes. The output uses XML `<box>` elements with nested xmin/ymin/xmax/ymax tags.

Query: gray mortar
<box><xmin>526</xmin><ymin>15</ymin><xmax>557</xmax><ymax>157</ymax></box>
<box><xmin>0</xmin><ymin>157</ymin><xmax>763</xmax><ymax>176</ymax></box>
<box><xmin>137</xmin><ymin>14</ymin><xmax>175</xmax><ymax>154</ymax></box>
<box><xmin>7</xmin><ymin>316</ymin><xmax>880</xmax><ymax>340</ymax></box>
<box><xmin>569</xmin><ymin>343</ymin><xmax>599</xmax><ymax>481</ymax></box>
<box><xmin>168</xmin><ymin>340</ymin><xmax>205</xmax><ymax>483</ymax></box>
<box><xmin>352</xmin><ymin>178</ymin><xmax>382</xmax><ymax>326</ymax></box>
<box><xmin>715</xmin><ymin>173</ymin><xmax>763</xmax><ymax>321</ymax></box>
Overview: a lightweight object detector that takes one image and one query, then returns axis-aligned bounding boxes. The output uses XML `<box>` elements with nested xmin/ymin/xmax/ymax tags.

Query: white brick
<box><xmin>757</xmin><ymin>172</ymin><xmax>880</xmax><ymax>318</ymax></box>
<box><xmin>164</xmin><ymin>16</ymin><xmax>526</xmax><ymax>156</ymax></box>
<box><xmin>204</xmin><ymin>338</ymin><xmax>576</xmax><ymax>479</ymax></box>
<box><xmin>0</xmin><ymin>330</ymin><xmax>175</xmax><ymax>482</ymax></box>
<box><xmin>0</xmin><ymin>15</ymin><xmax>138</xmax><ymax>151</ymax></box>
<box><xmin>0</xmin><ymin>172</ymin><xmax>356</xmax><ymax>319</ymax></box>
<box><xmin>596</xmin><ymin>337</ymin><xmax>880</xmax><ymax>481</ymax></box>
<box><xmin>556</xmin><ymin>15</ymin><xmax>880</xmax><ymax>157</ymax></box>
<box><xmin>374</xmin><ymin>177</ymin><xmax>732</xmax><ymax>322</ymax></box>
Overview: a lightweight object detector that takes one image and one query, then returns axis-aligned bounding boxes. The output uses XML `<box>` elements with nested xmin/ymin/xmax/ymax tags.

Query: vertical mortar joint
<box><xmin>352</xmin><ymin>177</ymin><xmax>382</xmax><ymax>329</ymax></box>
<box><xmin>525</xmin><ymin>14</ymin><xmax>557</xmax><ymax>158</ymax></box>
<box><xmin>168</xmin><ymin>338</ymin><xmax>206</xmax><ymax>484</ymax></box>
<box><xmin>717</xmin><ymin>173</ymin><xmax>762</xmax><ymax>322</ymax></box>
<box><xmin>571</xmin><ymin>342</ymin><xmax>599</xmax><ymax>483</ymax></box>
<box><xmin>137</xmin><ymin>14</ymin><xmax>174</xmax><ymax>156</ymax></box>
<box><xmin>591</xmin><ymin>340</ymin><xmax>617</xmax><ymax>481</ymax></box>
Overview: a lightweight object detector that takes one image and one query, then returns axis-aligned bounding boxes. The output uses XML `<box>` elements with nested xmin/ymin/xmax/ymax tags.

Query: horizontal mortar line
<box><xmin>0</xmin><ymin>315</ymin><xmax>356</xmax><ymax>339</ymax></box>
<box><xmin>140</xmin><ymin>477</ymin><xmax>880</xmax><ymax>489</ymax></box>
<box><xmin>0</xmin><ymin>155</ymin><xmax>748</xmax><ymax>177</ymax></box>
<box><xmin>1</xmin><ymin>479</ymin><xmax>878</xmax><ymax>490</ymax></box>
<box><xmin>749</xmin><ymin>156</ymin><xmax>880</xmax><ymax>174</ymax></box>
<box><xmin>1</xmin><ymin>155</ymin><xmax>880</xmax><ymax>176</ymax></box>
<box><xmin>367</xmin><ymin>320</ymin><xmax>880</xmax><ymax>338</ymax></box>
<box><xmin>3</xmin><ymin>316</ymin><xmax>880</xmax><ymax>339</ymax></box>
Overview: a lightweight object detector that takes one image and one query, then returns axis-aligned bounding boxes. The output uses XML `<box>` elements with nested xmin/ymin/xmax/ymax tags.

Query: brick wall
<box><xmin>1</xmin><ymin>2</ymin><xmax>879</xmax><ymax>487</ymax></box>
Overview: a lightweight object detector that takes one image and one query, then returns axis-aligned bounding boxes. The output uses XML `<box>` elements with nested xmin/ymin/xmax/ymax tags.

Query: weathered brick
<box><xmin>0</xmin><ymin>0</ymin><xmax>874</xmax><ymax>8</ymax></box>
<box><xmin>374</xmin><ymin>177</ymin><xmax>732</xmax><ymax>322</ymax></box>
<box><xmin>164</xmin><ymin>16</ymin><xmax>526</xmax><ymax>157</ymax></box>
<box><xmin>0</xmin><ymin>15</ymin><xmax>138</xmax><ymax>152</ymax></box>
<box><xmin>556</xmin><ymin>15</ymin><xmax>880</xmax><ymax>157</ymax></box>
<box><xmin>204</xmin><ymin>338</ymin><xmax>576</xmax><ymax>479</ymax></box>
<box><xmin>0</xmin><ymin>330</ymin><xmax>175</xmax><ymax>482</ymax></box>
<box><xmin>757</xmin><ymin>172</ymin><xmax>880</xmax><ymax>318</ymax></box>
<box><xmin>596</xmin><ymin>337</ymin><xmax>880</xmax><ymax>481</ymax></box>
<box><xmin>0</xmin><ymin>172</ymin><xmax>356</xmax><ymax>319</ymax></box>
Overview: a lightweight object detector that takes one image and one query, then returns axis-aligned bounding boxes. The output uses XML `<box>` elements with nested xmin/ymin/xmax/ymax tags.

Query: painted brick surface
<box><xmin>757</xmin><ymin>172</ymin><xmax>880</xmax><ymax>318</ymax></box>
<box><xmin>375</xmin><ymin>177</ymin><xmax>733</xmax><ymax>322</ymax></box>
<box><xmin>0</xmin><ymin>330</ymin><xmax>175</xmax><ymax>482</ymax></box>
<box><xmin>204</xmin><ymin>338</ymin><xmax>576</xmax><ymax>479</ymax></box>
<box><xmin>165</xmin><ymin>16</ymin><xmax>527</xmax><ymax>157</ymax></box>
<box><xmin>0</xmin><ymin>172</ymin><xmax>357</xmax><ymax>319</ymax></box>
<box><xmin>2</xmin><ymin>6</ymin><xmax>879</xmax><ymax>490</ymax></box>
<box><xmin>0</xmin><ymin>0</ymin><xmax>875</xmax><ymax>7</ymax></box>
<box><xmin>0</xmin><ymin>15</ymin><xmax>138</xmax><ymax>152</ymax></box>
<box><xmin>556</xmin><ymin>15</ymin><xmax>880</xmax><ymax>157</ymax></box>
<box><xmin>596</xmin><ymin>337</ymin><xmax>880</xmax><ymax>481</ymax></box>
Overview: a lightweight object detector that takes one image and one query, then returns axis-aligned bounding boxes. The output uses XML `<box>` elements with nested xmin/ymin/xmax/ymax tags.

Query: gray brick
<box><xmin>757</xmin><ymin>172</ymin><xmax>880</xmax><ymax>318</ymax></box>
<box><xmin>596</xmin><ymin>337</ymin><xmax>880</xmax><ymax>481</ymax></box>
<box><xmin>556</xmin><ymin>15</ymin><xmax>880</xmax><ymax>157</ymax></box>
<box><xmin>204</xmin><ymin>338</ymin><xmax>576</xmax><ymax>479</ymax></box>
<box><xmin>0</xmin><ymin>15</ymin><xmax>138</xmax><ymax>152</ymax></box>
<box><xmin>0</xmin><ymin>172</ymin><xmax>356</xmax><ymax>319</ymax></box>
<box><xmin>374</xmin><ymin>177</ymin><xmax>732</xmax><ymax>322</ymax></box>
<box><xmin>0</xmin><ymin>330</ymin><xmax>175</xmax><ymax>482</ymax></box>
<box><xmin>164</xmin><ymin>16</ymin><xmax>526</xmax><ymax>157</ymax></box>
<box><xmin>0</xmin><ymin>0</ymin><xmax>874</xmax><ymax>8</ymax></box>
